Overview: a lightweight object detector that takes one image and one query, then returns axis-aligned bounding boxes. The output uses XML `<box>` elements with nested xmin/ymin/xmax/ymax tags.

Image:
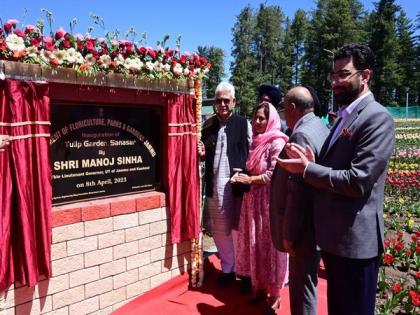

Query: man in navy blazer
<box><xmin>277</xmin><ymin>44</ymin><xmax>395</xmax><ymax>315</ymax></box>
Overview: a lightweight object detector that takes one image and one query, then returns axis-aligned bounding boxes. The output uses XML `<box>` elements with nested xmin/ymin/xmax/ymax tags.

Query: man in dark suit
<box><xmin>277</xmin><ymin>44</ymin><xmax>395</xmax><ymax>315</ymax></box>
<box><xmin>270</xmin><ymin>87</ymin><xmax>329</xmax><ymax>315</ymax></box>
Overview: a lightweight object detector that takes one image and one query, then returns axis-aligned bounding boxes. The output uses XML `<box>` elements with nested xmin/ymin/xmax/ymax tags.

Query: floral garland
<box><xmin>191</xmin><ymin>79</ymin><xmax>204</xmax><ymax>288</ymax></box>
<box><xmin>0</xmin><ymin>19</ymin><xmax>211</xmax><ymax>80</ymax></box>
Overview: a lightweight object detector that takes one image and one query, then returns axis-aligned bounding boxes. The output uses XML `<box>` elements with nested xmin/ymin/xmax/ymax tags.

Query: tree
<box><xmin>230</xmin><ymin>6</ymin><xmax>257</xmax><ymax>116</ymax></box>
<box><xmin>395</xmin><ymin>11</ymin><xmax>417</xmax><ymax>106</ymax></box>
<box><xmin>302</xmin><ymin>0</ymin><xmax>367</xmax><ymax>110</ymax></box>
<box><xmin>289</xmin><ymin>9</ymin><xmax>309</xmax><ymax>85</ymax></box>
<box><xmin>197</xmin><ymin>46</ymin><xmax>225</xmax><ymax>98</ymax></box>
<box><xmin>231</xmin><ymin>4</ymin><xmax>287</xmax><ymax>116</ymax></box>
<box><xmin>368</xmin><ymin>0</ymin><xmax>402</xmax><ymax>105</ymax></box>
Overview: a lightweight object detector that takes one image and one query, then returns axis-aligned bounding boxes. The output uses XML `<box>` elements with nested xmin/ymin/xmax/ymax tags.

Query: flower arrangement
<box><xmin>0</xmin><ymin>16</ymin><xmax>211</xmax><ymax>81</ymax></box>
<box><xmin>377</xmin><ymin>119</ymin><xmax>419</xmax><ymax>314</ymax></box>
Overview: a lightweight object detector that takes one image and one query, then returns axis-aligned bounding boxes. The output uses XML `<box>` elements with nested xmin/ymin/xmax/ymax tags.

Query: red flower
<box><xmin>383</xmin><ymin>253</ymin><xmax>394</xmax><ymax>265</ymax></box>
<box><xmin>30</xmin><ymin>37</ymin><xmax>42</xmax><ymax>47</ymax></box>
<box><xmin>415</xmin><ymin>271</ymin><xmax>420</xmax><ymax>279</ymax></box>
<box><xmin>24</xmin><ymin>25</ymin><xmax>36</xmax><ymax>34</ymax></box>
<box><xmin>49</xmin><ymin>58</ymin><xmax>59</xmax><ymax>66</ymax></box>
<box><xmin>86</xmin><ymin>39</ymin><xmax>95</xmax><ymax>51</ymax></box>
<box><xmin>396</xmin><ymin>231</ymin><xmax>403</xmax><ymax>239</ymax></box>
<box><xmin>4</xmin><ymin>19</ymin><xmax>18</xmax><ymax>34</ymax></box>
<box><xmin>147</xmin><ymin>49</ymin><xmax>157</xmax><ymax>59</ymax></box>
<box><xmin>395</xmin><ymin>241</ymin><xmax>404</xmax><ymax>251</ymax></box>
<box><xmin>137</xmin><ymin>46</ymin><xmax>146</xmax><ymax>55</ymax></box>
<box><xmin>14</xmin><ymin>29</ymin><xmax>24</xmax><ymax>38</ymax></box>
<box><xmin>55</xmin><ymin>27</ymin><xmax>66</xmax><ymax>40</ymax></box>
<box><xmin>409</xmin><ymin>290</ymin><xmax>420</xmax><ymax>306</ymax></box>
<box><xmin>200</xmin><ymin>56</ymin><xmax>207</xmax><ymax>64</ymax></box>
<box><xmin>43</xmin><ymin>37</ymin><xmax>56</xmax><ymax>51</ymax></box>
<box><xmin>62</xmin><ymin>40</ymin><xmax>71</xmax><ymax>49</ymax></box>
<box><xmin>179</xmin><ymin>55</ymin><xmax>187</xmax><ymax>65</ymax></box>
<box><xmin>392</xmin><ymin>283</ymin><xmax>402</xmax><ymax>293</ymax></box>
<box><xmin>384</xmin><ymin>240</ymin><xmax>390</xmax><ymax>248</ymax></box>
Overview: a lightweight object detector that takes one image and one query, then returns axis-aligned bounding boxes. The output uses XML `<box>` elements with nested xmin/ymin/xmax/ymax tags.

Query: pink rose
<box><xmin>14</xmin><ymin>29</ymin><xmax>24</xmax><ymax>38</ymax></box>
<box><xmin>4</xmin><ymin>19</ymin><xmax>18</xmax><ymax>33</ymax></box>
<box><xmin>55</xmin><ymin>27</ymin><xmax>66</xmax><ymax>40</ymax></box>
<box><xmin>147</xmin><ymin>49</ymin><xmax>157</xmax><ymax>59</ymax></box>
<box><xmin>25</xmin><ymin>25</ymin><xmax>36</xmax><ymax>34</ymax></box>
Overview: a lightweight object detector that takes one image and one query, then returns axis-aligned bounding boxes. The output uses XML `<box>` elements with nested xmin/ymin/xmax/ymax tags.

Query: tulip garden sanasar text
<box><xmin>0</xmin><ymin>14</ymin><xmax>419</xmax><ymax>315</ymax></box>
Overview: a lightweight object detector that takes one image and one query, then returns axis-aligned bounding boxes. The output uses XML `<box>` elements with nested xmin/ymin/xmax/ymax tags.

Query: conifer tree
<box><xmin>368</xmin><ymin>0</ymin><xmax>401</xmax><ymax>105</ymax></box>
<box><xmin>302</xmin><ymin>0</ymin><xmax>366</xmax><ymax>109</ymax></box>
<box><xmin>230</xmin><ymin>5</ymin><xmax>257</xmax><ymax>116</ymax></box>
<box><xmin>289</xmin><ymin>9</ymin><xmax>308</xmax><ymax>85</ymax></box>
<box><xmin>197</xmin><ymin>46</ymin><xmax>225</xmax><ymax>98</ymax></box>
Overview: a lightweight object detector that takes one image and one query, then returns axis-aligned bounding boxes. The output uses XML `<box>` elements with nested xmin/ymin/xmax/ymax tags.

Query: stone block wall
<box><xmin>0</xmin><ymin>192</ymin><xmax>191</xmax><ymax>315</ymax></box>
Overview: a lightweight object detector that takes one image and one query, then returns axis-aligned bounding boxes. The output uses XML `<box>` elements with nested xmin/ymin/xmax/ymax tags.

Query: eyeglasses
<box><xmin>329</xmin><ymin>70</ymin><xmax>363</xmax><ymax>81</ymax></box>
<box><xmin>215</xmin><ymin>98</ymin><xmax>232</xmax><ymax>105</ymax></box>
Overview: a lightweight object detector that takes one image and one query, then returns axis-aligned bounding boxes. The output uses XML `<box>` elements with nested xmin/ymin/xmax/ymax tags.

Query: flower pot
<box><xmin>42</xmin><ymin>66</ymin><xmax>76</xmax><ymax>83</ymax></box>
<box><xmin>3</xmin><ymin>61</ymin><xmax>43</xmax><ymax>81</ymax></box>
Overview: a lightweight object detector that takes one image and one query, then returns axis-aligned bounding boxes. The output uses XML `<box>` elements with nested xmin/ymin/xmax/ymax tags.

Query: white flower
<box><xmin>64</xmin><ymin>48</ymin><xmax>77</xmax><ymax>63</ymax></box>
<box><xmin>203</xmin><ymin>68</ymin><xmax>210</xmax><ymax>74</ymax></box>
<box><xmin>99</xmin><ymin>55</ymin><xmax>112</xmax><ymax>69</ymax></box>
<box><xmin>53</xmin><ymin>50</ymin><xmax>66</xmax><ymax>65</ymax></box>
<box><xmin>75</xmin><ymin>52</ymin><xmax>84</xmax><ymax>64</ymax></box>
<box><xmin>115</xmin><ymin>54</ymin><xmax>125</xmax><ymax>66</ymax></box>
<box><xmin>172</xmin><ymin>63</ymin><xmax>182</xmax><ymax>76</ymax></box>
<box><xmin>163</xmin><ymin>63</ymin><xmax>171</xmax><ymax>72</ymax></box>
<box><xmin>183</xmin><ymin>67</ymin><xmax>190</xmax><ymax>76</ymax></box>
<box><xmin>6</xmin><ymin>34</ymin><xmax>25</xmax><ymax>51</ymax></box>
<box><xmin>40</xmin><ymin>49</ymin><xmax>57</xmax><ymax>63</ymax></box>
<box><xmin>25</xmin><ymin>46</ymin><xmax>38</xmax><ymax>58</ymax></box>
<box><xmin>124</xmin><ymin>57</ymin><xmax>143</xmax><ymax>72</ymax></box>
<box><xmin>85</xmin><ymin>53</ymin><xmax>97</xmax><ymax>65</ymax></box>
<box><xmin>145</xmin><ymin>61</ymin><xmax>154</xmax><ymax>71</ymax></box>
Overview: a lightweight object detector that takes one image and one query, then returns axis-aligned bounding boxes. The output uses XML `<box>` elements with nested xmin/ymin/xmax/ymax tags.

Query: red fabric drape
<box><xmin>167</xmin><ymin>93</ymin><xmax>200</xmax><ymax>243</ymax></box>
<box><xmin>0</xmin><ymin>80</ymin><xmax>52</xmax><ymax>291</ymax></box>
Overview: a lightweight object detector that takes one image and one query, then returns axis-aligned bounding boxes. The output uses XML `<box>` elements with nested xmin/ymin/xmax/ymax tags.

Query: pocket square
<box><xmin>341</xmin><ymin>128</ymin><xmax>352</xmax><ymax>137</ymax></box>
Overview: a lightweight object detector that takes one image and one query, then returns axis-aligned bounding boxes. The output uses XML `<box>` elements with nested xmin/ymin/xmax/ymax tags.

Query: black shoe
<box><xmin>239</xmin><ymin>276</ymin><xmax>252</xmax><ymax>294</ymax></box>
<box><xmin>216</xmin><ymin>272</ymin><xmax>236</xmax><ymax>288</ymax></box>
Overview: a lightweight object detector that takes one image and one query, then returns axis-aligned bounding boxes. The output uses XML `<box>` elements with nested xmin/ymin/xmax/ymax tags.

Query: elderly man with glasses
<box><xmin>198</xmin><ymin>81</ymin><xmax>252</xmax><ymax>289</ymax></box>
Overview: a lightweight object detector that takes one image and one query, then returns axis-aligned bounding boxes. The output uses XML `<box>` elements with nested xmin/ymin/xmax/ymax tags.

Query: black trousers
<box><xmin>321</xmin><ymin>251</ymin><xmax>380</xmax><ymax>315</ymax></box>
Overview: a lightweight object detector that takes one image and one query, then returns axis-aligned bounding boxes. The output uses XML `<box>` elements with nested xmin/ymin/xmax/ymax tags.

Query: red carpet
<box><xmin>113</xmin><ymin>255</ymin><xmax>328</xmax><ymax>315</ymax></box>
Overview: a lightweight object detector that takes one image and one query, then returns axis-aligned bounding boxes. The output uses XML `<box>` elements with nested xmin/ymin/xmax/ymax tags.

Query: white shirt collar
<box><xmin>338</xmin><ymin>91</ymin><xmax>372</xmax><ymax>118</ymax></box>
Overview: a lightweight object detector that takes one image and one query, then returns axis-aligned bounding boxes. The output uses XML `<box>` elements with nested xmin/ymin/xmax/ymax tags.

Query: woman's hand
<box><xmin>231</xmin><ymin>173</ymin><xmax>252</xmax><ymax>185</ymax></box>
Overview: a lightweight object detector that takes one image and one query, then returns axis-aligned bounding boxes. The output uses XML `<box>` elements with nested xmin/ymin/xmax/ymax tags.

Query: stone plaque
<box><xmin>51</xmin><ymin>104</ymin><xmax>161</xmax><ymax>205</ymax></box>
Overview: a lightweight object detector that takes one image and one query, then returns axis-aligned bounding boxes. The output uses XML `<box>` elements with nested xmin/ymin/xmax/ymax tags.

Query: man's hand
<box><xmin>275</xmin><ymin>143</ymin><xmax>315</xmax><ymax>174</ymax></box>
<box><xmin>197</xmin><ymin>140</ymin><xmax>205</xmax><ymax>158</ymax></box>
<box><xmin>282</xmin><ymin>240</ymin><xmax>295</xmax><ymax>257</ymax></box>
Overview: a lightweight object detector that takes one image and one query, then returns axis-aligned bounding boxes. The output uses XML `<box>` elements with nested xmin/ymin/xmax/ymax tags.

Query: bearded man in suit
<box><xmin>277</xmin><ymin>43</ymin><xmax>395</xmax><ymax>315</ymax></box>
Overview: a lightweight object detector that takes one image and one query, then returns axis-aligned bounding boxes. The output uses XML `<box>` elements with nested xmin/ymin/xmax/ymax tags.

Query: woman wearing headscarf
<box><xmin>232</xmin><ymin>102</ymin><xmax>289</xmax><ymax>315</ymax></box>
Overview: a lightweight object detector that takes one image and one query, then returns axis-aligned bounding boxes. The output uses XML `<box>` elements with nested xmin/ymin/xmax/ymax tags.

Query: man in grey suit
<box><xmin>277</xmin><ymin>44</ymin><xmax>395</xmax><ymax>315</ymax></box>
<box><xmin>270</xmin><ymin>87</ymin><xmax>329</xmax><ymax>315</ymax></box>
